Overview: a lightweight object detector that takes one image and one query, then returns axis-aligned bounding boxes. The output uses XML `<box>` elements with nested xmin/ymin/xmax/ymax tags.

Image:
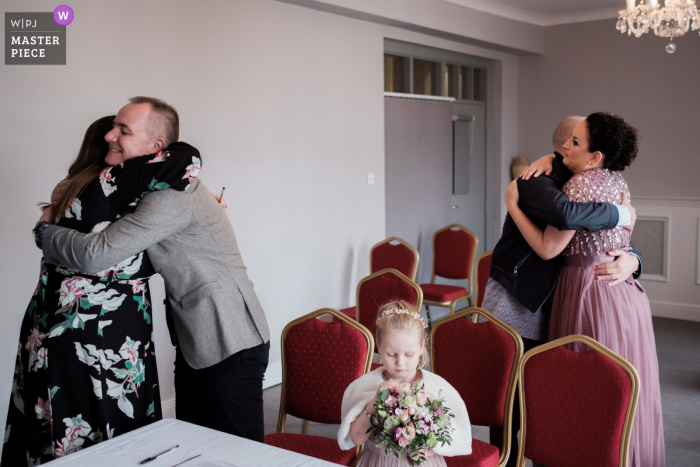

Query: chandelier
<box><xmin>617</xmin><ymin>0</ymin><xmax>700</xmax><ymax>53</ymax></box>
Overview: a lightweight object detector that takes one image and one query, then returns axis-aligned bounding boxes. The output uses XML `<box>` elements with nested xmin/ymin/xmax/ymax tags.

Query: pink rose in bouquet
<box><xmin>416</xmin><ymin>391</ymin><xmax>429</xmax><ymax>407</ymax></box>
<box><xmin>367</xmin><ymin>383</ymin><xmax>455</xmax><ymax>466</ymax></box>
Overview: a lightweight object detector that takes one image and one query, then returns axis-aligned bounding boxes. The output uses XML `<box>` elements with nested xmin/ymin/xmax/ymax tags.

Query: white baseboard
<box><xmin>160</xmin><ymin>361</ymin><xmax>282</xmax><ymax>419</ymax></box>
<box><xmin>162</xmin><ymin>397</ymin><xmax>176</xmax><ymax>419</ymax></box>
<box><xmin>263</xmin><ymin>361</ymin><xmax>282</xmax><ymax>389</ymax></box>
<box><xmin>650</xmin><ymin>300</ymin><xmax>700</xmax><ymax>323</ymax></box>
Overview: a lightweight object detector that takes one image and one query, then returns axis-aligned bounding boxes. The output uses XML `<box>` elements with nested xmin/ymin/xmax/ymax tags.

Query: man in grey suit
<box><xmin>35</xmin><ymin>97</ymin><xmax>271</xmax><ymax>442</ymax></box>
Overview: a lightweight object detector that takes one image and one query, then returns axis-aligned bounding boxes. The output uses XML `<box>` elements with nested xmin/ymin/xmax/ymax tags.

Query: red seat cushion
<box><xmin>284</xmin><ymin>319</ymin><xmax>368</xmax><ymax>424</ymax></box>
<box><xmin>432</xmin><ymin>318</ymin><xmax>516</xmax><ymax>427</ymax></box>
<box><xmin>265</xmin><ymin>433</ymin><xmax>356</xmax><ymax>465</ymax></box>
<box><xmin>420</xmin><ymin>284</ymin><xmax>467</xmax><ymax>302</ymax></box>
<box><xmin>523</xmin><ymin>346</ymin><xmax>633</xmax><ymax>467</ymax></box>
<box><xmin>370</xmin><ymin>362</ymin><xmax>382</xmax><ymax>371</ymax></box>
<box><xmin>357</xmin><ymin>273</ymin><xmax>420</xmax><ymax>338</ymax></box>
<box><xmin>445</xmin><ymin>439</ymin><xmax>500</xmax><ymax>467</ymax></box>
<box><xmin>434</xmin><ymin>228</ymin><xmax>476</xmax><ymax>279</ymax></box>
<box><xmin>371</xmin><ymin>242</ymin><xmax>416</xmax><ymax>279</ymax></box>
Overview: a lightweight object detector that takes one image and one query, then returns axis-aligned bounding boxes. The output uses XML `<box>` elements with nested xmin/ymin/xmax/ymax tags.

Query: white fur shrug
<box><xmin>337</xmin><ymin>367</ymin><xmax>472</xmax><ymax>456</ymax></box>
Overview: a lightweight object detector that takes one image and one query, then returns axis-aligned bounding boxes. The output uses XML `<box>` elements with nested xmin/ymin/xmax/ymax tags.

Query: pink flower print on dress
<box><xmin>25</xmin><ymin>327</ymin><xmax>46</xmax><ymax>356</ymax></box>
<box><xmin>118</xmin><ymin>337</ymin><xmax>141</xmax><ymax>364</ymax></box>
<box><xmin>183</xmin><ymin>156</ymin><xmax>201</xmax><ymax>184</ymax></box>
<box><xmin>35</xmin><ymin>397</ymin><xmax>51</xmax><ymax>423</ymax></box>
<box><xmin>99</xmin><ymin>167</ymin><xmax>118</xmax><ymax>197</ymax></box>
<box><xmin>58</xmin><ymin>277</ymin><xmax>91</xmax><ymax>306</ymax></box>
<box><xmin>131</xmin><ymin>280</ymin><xmax>147</xmax><ymax>294</ymax></box>
<box><xmin>146</xmin><ymin>151</ymin><xmax>169</xmax><ymax>164</ymax></box>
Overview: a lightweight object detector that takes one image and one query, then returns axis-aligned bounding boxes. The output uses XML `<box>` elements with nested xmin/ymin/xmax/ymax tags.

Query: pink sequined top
<box><xmin>561</xmin><ymin>168</ymin><xmax>631</xmax><ymax>257</ymax></box>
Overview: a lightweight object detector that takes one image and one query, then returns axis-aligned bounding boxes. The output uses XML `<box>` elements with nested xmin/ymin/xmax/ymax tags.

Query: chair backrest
<box><xmin>276</xmin><ymin>308</ymin><xmax>374</xmax><ymax>431</ymax></box>
<box><xmin>356</xmin><ymin>268</ymin><xmax>423</xmax><ymax>348</ymax></box>
<box><xmin>474</xmin><ymin>250</ymin><xmax>493</xmax><ymax>308</ymax></box>
<box><xmin>370</xmin><ymin>237</ymin><xmax>420</xmax><ymax>281</ymax></box>
<box><xmin>431</xmin><ymin>307</ymin><xmax>523</xmax><ymax>467</ymax></box>
<box><xmin>518</xmin><ymin>335</ymin><xmax>640</xmax><ymax>467</ymax></box>
<box><xmin>431</xmin><ymin>224</ymin><xmax>478</xmax><ymax>285</ymax></box>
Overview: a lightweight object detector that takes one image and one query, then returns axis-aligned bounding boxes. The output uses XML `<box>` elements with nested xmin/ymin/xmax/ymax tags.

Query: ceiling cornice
<box><xmin>444</xmin><ymin>0</ymin><xmax>620</xmax><ymax>27</ymax></box>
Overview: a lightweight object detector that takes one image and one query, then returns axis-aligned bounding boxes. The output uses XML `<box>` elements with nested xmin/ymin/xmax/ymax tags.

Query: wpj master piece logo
<box><xmin>5</xmin><ymin>6</ymin><xmax>73</xmax><ymax>65</ymax></box>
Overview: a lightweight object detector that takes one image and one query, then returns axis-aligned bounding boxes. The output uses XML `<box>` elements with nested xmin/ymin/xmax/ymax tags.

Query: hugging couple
<box><xmin>4</xmin><ymin>97</ymin><xmax>270</xmax><ymax>466</ymax></box>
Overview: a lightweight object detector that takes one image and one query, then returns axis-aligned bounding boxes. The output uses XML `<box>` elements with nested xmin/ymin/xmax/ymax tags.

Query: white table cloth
<box><xmin>46</xmin><ymin>418</ymin><xmax>338</xmax><ymax>466</ymax></box>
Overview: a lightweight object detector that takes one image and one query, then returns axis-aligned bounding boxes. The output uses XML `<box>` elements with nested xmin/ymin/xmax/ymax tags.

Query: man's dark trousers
<box><xmin>175</xmin><ymin>341</ymin><xmax>270</xmax><ymax>442</ymax></box>
<box><xmin>490</xmin><ymin>337</ymin><xmax>543</xmax><ymax>467</ymax></box>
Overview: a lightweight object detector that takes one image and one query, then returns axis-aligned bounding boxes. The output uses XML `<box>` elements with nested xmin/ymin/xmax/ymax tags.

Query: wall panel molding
<box><xmin>634</xmin><ymin>196</ymin><xmax>700</xmax><ymax>208</ymax></box>
<box><xmin>634</xmin><ymin>198</ymin><xmax>700</xmax><ymax>322</ymax></box>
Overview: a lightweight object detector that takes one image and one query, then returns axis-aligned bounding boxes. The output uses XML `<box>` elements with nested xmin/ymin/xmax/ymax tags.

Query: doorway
<box><xmin>384</xmin><ymin>40</ymin><xmax>495</xmax><ymax>282</ymax></box>
<box><xmin>452</xmin><ymin>101</ymin><xmax>487</xmax><ymax>257</ymax></box>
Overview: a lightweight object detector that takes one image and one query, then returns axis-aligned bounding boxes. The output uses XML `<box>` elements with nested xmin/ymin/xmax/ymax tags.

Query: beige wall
<box><xmin>518</xmin><ymin>18</ymin><xmax>700</xmax><ymax>198</ymax></box>
<box><xmin>0</xmin><ymin>0</ymin><xmax>523</xmax><ymax>443</ymax></box>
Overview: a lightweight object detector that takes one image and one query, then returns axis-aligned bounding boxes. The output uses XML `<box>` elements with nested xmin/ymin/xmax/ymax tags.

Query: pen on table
<box><xmin>140</xmin><ymin>445</ymin><xmax>179</xmax><ymax>464</ymax></box>
<box><xmin>172</xmin><ymin>454</ymin><xmax>201</xmax><ymax>467</ymax></box>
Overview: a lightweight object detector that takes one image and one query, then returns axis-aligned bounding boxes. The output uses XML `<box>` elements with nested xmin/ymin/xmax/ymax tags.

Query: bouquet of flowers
<box><xmin>366</xmin><ymin>382</ymin><xmax>455</xmax><ymax>466</ymax></box>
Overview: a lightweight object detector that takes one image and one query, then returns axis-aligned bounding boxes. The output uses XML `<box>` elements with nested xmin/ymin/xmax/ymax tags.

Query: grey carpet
<box><xmin>263</xmin><ymin>316</ymin><xmax>700</xmax><ymax>466</ymax></box>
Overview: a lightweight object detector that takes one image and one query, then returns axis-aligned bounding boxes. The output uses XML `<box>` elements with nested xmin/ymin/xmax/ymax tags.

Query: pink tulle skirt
<box><xmin>357</xmin><ymin>441</ymin><xmax>447</xmax><ymax>467</ymax></box>
<box><xmin>550</xmin><ymin>254</ymin><xmax>666</xmax><ymax>467</ymax></box>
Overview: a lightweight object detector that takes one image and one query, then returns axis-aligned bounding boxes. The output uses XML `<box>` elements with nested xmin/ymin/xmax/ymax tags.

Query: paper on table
<box><xmin>173</xmin><ymin>455</ymin><xmax>240</xmax><ymax>467</ymax></box>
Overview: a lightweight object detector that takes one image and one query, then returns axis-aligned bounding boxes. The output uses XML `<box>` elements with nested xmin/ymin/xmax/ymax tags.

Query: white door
<box><xmin>451</xmin><ymin>102</ymin><xmax>487</xmax><ymax>257</ymax></box>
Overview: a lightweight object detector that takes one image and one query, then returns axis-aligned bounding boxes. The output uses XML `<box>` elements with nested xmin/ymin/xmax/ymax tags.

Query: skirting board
<box><xmin>650</xmin><ymin>301</ymin><xmax>700</xmax><ymax>323</ymax></box>
<box><xmin>263</xmin><ymin>361</ymin><xmax>283</xmax><ymax>389</ymax></box>
<box><xmin>160</xmin><ymin>361</ymin><xmax>283</xmax><ymax>419</ymax></box>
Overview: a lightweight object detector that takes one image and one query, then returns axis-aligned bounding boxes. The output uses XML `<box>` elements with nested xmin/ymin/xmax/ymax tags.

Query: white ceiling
<box><xmin>444</xmin><ymin>0</ymin><xmax>626</xmax><ymax>26</ymax></box>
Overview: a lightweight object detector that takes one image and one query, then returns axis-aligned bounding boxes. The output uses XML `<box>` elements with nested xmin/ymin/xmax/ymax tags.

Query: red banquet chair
<box><xmin>516</xmin><ymin>335</ymin><xmax>640</xmax><ymax>467</ymax></box>
<box><xmin>370</xmin><ymin>236</ymin><xmax>420</xmax><ymax>281</ymax></box>
<box><xmin>473</xmin><ymin>250</ymin><xmax>492</xmax><ymax>309</ymax></box>
<box><xmin>338</xmin><ymin>269</ymin><xmax>422</xmax><ymax>370</ymax></box>
<box><xmin>431</xmin><ymin>307</ymin><xmax>523</xmax><ymax>467</ymax></box>
<box><xmin>421</xmin><ymin>224</ymin><xmax>479</xmax><ymax>326</ymax></box>
<box><xmin>265</xmin><ymin>308</ymin><xmax>374</xmax><ymax>466</ymax></box>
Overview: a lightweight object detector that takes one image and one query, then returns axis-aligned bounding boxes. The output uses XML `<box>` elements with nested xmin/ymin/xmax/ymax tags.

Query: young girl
<box><xmin>337</xmin><ymin>300</ymin><xmax>472</xmax><ymax>466</ymax></box>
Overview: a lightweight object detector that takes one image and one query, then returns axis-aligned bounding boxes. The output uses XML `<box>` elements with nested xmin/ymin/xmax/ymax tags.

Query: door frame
<box><xmin>384</xmin><ymin>39</ymin><xmax>496</xmax><ymax>250</ymax></box>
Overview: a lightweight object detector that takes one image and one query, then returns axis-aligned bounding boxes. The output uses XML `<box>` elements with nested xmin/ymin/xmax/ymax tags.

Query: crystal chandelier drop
<box><xmin>617</xmin><ymin>0</ymin><xmax>700</xmax><ymax>53</ymax></box>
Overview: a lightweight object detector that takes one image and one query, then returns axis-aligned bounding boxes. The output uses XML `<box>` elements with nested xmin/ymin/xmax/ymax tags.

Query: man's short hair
<box><xmin>552</xmin><ymin>116</ymin><xmax>585</xmax><ymax>151</ymax></box>
<box><xmin>129</xmin><ymin>96</ymin><xmax>179</xmax><ymax>147</ymax></box>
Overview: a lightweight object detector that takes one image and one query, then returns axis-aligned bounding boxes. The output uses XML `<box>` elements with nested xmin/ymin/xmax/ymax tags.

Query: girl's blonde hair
<box><xmin>376</xmin><ymin>300</ymin><xmax>429</xmax><ymax>369</ymax></box>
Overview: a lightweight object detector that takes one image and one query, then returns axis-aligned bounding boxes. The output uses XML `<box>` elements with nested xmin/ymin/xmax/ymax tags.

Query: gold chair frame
<box><xmin>473</xmin><ymin>249</ymin><xmax>493</xmax><ymax>309</ymax></box>
<box><xmin>516</xmin><ymin>335</ymin><xmax>641</xmax><ymax>467</ymax></box>
<box><xmin>430</xmin><ymin>307</ymin><xmax>524</xmax><ymax>467</ymax></box>
<box><xmin>275</xmin><ymin>308</ymin><xmax>375</xmax><ymax>466</ymax></box>
<box><xmin>355</xmin><ymin>268</ymin><xmax>424</xmax><ymax>346</ymax></box>
<box><xmin>423</xmin><ymin>224</ymin><xmax>479</xmax><ymax>325</ymax></box>
<box><xmin>369</xmin><ymin>236</ymin><xmax>420</xmax><ymax>281</ymax></box>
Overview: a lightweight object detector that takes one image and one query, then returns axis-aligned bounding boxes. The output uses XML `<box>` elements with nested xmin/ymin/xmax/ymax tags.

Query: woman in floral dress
<box><xmin>2</xmin><ymin>116</ymin><xmax>202</xmax><ymax>466</ymax></box>
<box><xmin>504</xmin><ymin>112</ymin><xmax>666</xmax><ymax>467</ymax></box>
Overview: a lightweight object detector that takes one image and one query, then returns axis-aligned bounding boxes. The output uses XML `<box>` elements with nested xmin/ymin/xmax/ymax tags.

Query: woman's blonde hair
<box><xmin>376</xmin><ymin>300</ymin><xmax>429</xmax><ymax>369</ymax></box>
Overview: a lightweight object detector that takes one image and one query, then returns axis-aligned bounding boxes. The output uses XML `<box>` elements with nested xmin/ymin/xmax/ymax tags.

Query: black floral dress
<box><xmin>2</xmin><ymin>143</ymin><xmax>202</xmax><ymax>466</ymax></box>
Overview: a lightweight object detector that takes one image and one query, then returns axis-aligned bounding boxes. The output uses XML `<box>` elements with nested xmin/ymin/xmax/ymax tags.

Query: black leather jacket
<box><xmin>490</xmin><ymin>153</ymin><xmax>643</xmax><ymax>312</ymax></box>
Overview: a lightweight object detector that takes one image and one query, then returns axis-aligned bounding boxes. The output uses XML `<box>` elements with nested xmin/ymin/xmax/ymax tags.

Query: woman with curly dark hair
<box><xmin>504</xmin><ymin>112</ymin><xmax>666</xmax><ymax>467</ymax></box>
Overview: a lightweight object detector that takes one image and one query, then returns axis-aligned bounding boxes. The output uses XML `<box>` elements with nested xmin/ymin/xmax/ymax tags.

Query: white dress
<box><xmin>338</xmin><ymin>367</ymin><xmax>472</xmax><ymax>467</ymax></box>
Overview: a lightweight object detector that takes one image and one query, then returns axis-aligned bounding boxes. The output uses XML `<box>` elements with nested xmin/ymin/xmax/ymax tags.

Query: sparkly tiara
<box><xmin>378</xmin><ymin>308</ymin><xmax>428</xmax><ymax>329</ymax></box>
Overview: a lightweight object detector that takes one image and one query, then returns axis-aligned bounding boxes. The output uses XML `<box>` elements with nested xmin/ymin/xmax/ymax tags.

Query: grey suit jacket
<box><xmin>42</xmin><ymin>179</ymin><xmax>270</xmax><ymax>369</ymax></box>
